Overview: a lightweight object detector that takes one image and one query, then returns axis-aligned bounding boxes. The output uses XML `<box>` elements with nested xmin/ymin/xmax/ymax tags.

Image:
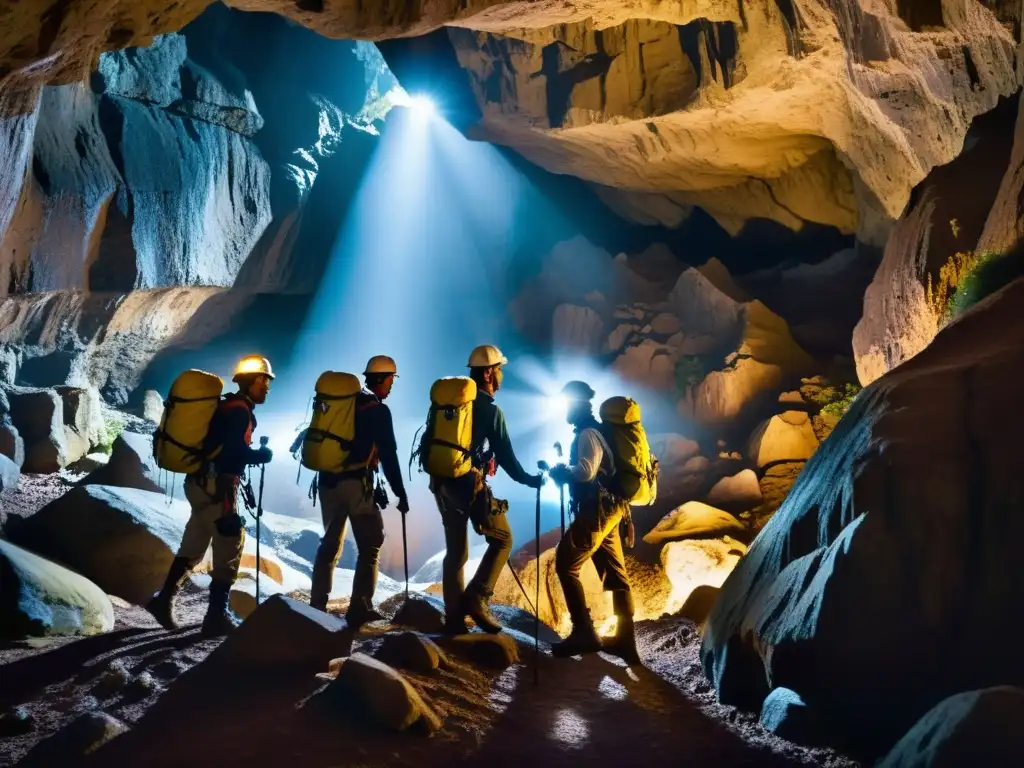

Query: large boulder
<box><xmin>55</xmin><ymin>386</ymin><xmax>105</xmax><ymax>461</ymax></box>
<box><xmin>7</xmin><ymin>387</ymin><xmax>70</xmax><ymax>473</ymax></box>
<box><xmin>661</xmin><ymin>537</ymin><xmax>746</xmax><ymax>616</ymax></box>
<box><xmin>643</xmin><ymin>502</ymin><xmax>746</xmax><ymax>546</ymax></box>
<box><xmin>0</xmin><ymin>539</ymin><xmax>114</xmax><ymax>639</ymax></box>
<box><xmin>0</xmin><ymin>423</ymin><xmax>25</xmax><ymax>468</ymax></box>
<box><xmin>878</xmin><ymin>687</ymin><xmax>1024</xmax><ymax>767</ymax></box>
<box><xmin>552</xmin><ymin>303</ymin><xmax>605</xmax><ymax>354</ymax></box>
<box><xmin>747</xmin><ymin>411</ymin><xmax>819</xmax><ymax>469</ymax></box>
<box><xmin>0</xmin><ymin>453</ymin><xmax>18</xmax><ymax>493</ymax></box>
<box><xmin>703</xmin><ymin>469</ymin><xmax>763</xmax><ymax>514</ymax></box>
<box><xmin>326</xmin><ymin>653</ymin><xmax>442</xmax><ymax>733</ymax></box>
<box><xmin>78</xmin><ymin>432</ymin><xmax>162</xmax><ymax>493</ymax></box>
<box><xmin>702</xmin><ymin>277</ymin><xmax>1024</xmax><ymax>753</ymax></box>
<box><xmin>5</xmin><ymin>485</ymin><xmax>192</xmax><ymax>604</ymax></box>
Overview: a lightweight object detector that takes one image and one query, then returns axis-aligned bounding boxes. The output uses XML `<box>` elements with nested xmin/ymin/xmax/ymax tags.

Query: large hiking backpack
<box><xmin>300</xmin><ymin>372</ymin><xmax>363</xmax><ymax>473</ymax></box>
<box><xmin>153</xmin><ymin>370</ymin><xmax>224</xmax><ymax>474</ymax></box>
<box><xmin>598</xmin><ymin>396</ymin><xmax>659</xmax><ymax>506</ymax></box>
<box><xmin>418</xmin><ymin>376</ymin><xmax>477</xmax><ymax>479</ymax></box>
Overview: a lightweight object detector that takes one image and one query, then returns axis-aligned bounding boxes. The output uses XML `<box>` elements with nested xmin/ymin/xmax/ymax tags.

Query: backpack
<box><xmin>300</xmin><ymin>372</ymin><xmax>363</xmax><ymax>473</ymax></box>
<box><xmin>598</xmin><ymin>396</ymin><xmax>659</xmax><ymax>506</ymax></box>
<box><xmin>153</xmin><ymin>370</ymin><xmax>224</xmax><ymax>474</ymax></box>
<box><xmin>417</xmin><ymin>376</ymin><xmax>477</xmax><ymax>479</ymax></box>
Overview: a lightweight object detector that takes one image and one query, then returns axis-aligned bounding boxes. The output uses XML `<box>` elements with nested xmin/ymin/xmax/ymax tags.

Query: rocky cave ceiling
<box><xmin>1</xmin><ymin>0</ymin><xmax>1020</xmax><ymax>243</ymax></box>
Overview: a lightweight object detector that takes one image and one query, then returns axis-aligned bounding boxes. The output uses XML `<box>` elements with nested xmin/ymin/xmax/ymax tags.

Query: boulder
<box><xmin>0</xmin><ymin>345</ymin><xmax>19</xmax><ymax>385</ymax></box>
<box><xmin>326</xmin><ymin>653</ymin><xmax>442</xmax><ymax>733</ymax></box>
<box><xmin>702</xmin><ymin>277</ymin><xmax>1024</xmax><ymax>752</ymax></box>
<box><xmin>0</xmin><ymin>453</ymin><xmax>18</xmax><ymax>493</ymax></box>
<box><xmin>5</xmin><ymin>485</ymin><xmax>192</xmax><ymax>604</ymax></box>
<box><xmin>19</xmin><ymin>711</ymin><xmax>128</xmax><ymax>766</ymax></box>
<box><xmin>661</xmin><ymin>537</ymin><xmax>746</xmax><ymax>616</ymax></box>
<box><xmin>878</xmin><ymin>687</ymin><xmax>1024</xmax><ymax>768</ymax></box>
<box><xmin>612</xmin><ymin>337</ymin><xmax>678</xmax><ymax>393</ymax></box>
<box><xmin>211</xmin><ymin>595</ymin><xmax>350</xmax><ymax>672</ymax></box>
<box><xmin>373</xmin><ymin>632</ymin><xmax>446</xmax><ymax>674</ymax></box>
<box><xmin>755</xmin><ymin>462</ymin><xmax>806</xmax><ymax>522</ymax></box>
<box><xmin>669</xmin><ymin>267</ymin><xmax>743</xmax><ymax>341</ymax></box>
<box><xmin>676</xmin><ymin>584</ymin><xmax>719</xmax><ymax>628</ymax></box>
<box><xmin>747</xmin><ymin>411</ymin><xmax>819</xmax><ymax>469</ymax></box>
<box><xmin>392</xmin><ymin>594</ymin><xmax>446</xmax><ymax>635</ymax></box>
<box><xmin>55</xmin><ymin>385</ymin><xmax>105</xmax><ymax>461</ymax></box>
<box><xmin>142</xmin><ymin>390</ymin><xmax>165</xmax><ymax>424</ymax></box>
<box><xmin>0</xmin><ymin>539</ymin><xmax>114</xmax><ymax>639</ymax></box>
<box><xmin>704</xmin><ymin>469</ymin><xmax>762</xmax><ymax>514</ymax></box>
<box><xmin>227</xmin><ymin>575</ymin><xmax>286</xmax><ymax>620</ymax></box>
<box><xmin>77</xmin><ymin>432</ymin><xmax>162</xmax><ymax>493</ymax></box>
<box><xmin>446</xmin><ymin>632</ymin><xmax>520</xmax><ymax>669</ymax></box>
<box><xmin>7</xmin><ymin>387</ymin><xmax>70</xmax><ymax>473</ymax></box>
<box><xmin>644</xmin><ymin>502</ymin><xmax>746</xmax><ymax>546</ymax></box>
<box><xmin>759</xmin><ymin>687</ymin><xmax>827</xmax><ymax>746</ymax></box>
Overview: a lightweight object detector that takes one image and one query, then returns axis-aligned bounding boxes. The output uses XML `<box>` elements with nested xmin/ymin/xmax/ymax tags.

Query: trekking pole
<box><xmin>534</xmin><ymin>481</ymin><xmax>541</xmax><ymax>686</ymax></box>
<box><xmin>256</xmin><ymin>436</ymin><xmax>268</xmax><ymax>606</ymax></box>
<box><xmin>553</xmin><ymin>442</ymin><xmax>564</xmax><ymax>537</ymax></box>
<box><xmin>401</xmin><ymin>507</ymin><xmax>410</xmax><ymax>601</ymax></box>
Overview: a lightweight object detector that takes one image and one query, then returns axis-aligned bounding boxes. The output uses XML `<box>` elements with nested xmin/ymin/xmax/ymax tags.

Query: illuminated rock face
<box><xmin>0</xmin><ymin>0</ymin><xmax>1019</xmax><ymax>240</ymax></box>
<box><xmin>702</xmin><ymin>275</ymin><xmax>1024</xmax><ymax>752</ymax></box>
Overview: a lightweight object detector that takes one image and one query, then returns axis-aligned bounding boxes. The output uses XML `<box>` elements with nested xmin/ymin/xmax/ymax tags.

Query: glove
<box><xmin>525</xmin><ymin>473</ymin><xmax>545</xmax><ymax>489</ymax></box>
<box><xmin>255</xmin><ymin>446</ymin><xmax>273</xmax><ymax>464</ymax></box>
<box><xmin>397</xmin><ymin>497</ymin><xmax>410</xmax><ymax>514</ymax></box>
<box><xmin>549</xmin><ymin>464</ymin><xmax>572</xmax><ymax>486</ymax></box>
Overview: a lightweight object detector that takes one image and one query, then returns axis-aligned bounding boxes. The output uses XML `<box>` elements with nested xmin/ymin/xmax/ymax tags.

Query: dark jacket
<box><xmin>471</xmin><ymin>392</ymin><xmax>534</xmax><ymax>487</ymax></box>
<box><xmin>203</xmin><ymin>393</ymin><xmax>260</xmax><ymax>477</ymax></box>
<box><xmin>323</xmin><ymin>391</ymin><xmax>407</xmax><ymax>499</ymax></box>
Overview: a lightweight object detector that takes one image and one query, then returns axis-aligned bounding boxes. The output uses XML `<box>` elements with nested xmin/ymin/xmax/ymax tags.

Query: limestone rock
<box><xmin>747</xmin><ymin>411</ymin><xmax>819</xmax><ymax>469</ymax></box>
<box><xmin>78</xmin><ymin>432</ymin><xmax>163</xmax><ymax>493</ymax></box>
<box><xmin>0</xmin><ymin>539</ymin><xmax>114</xmax><ymax>639</ymax></box>
<box><xmin>5</xmin><ymin>485</ymin><xmax>193</xmax><ymax>604</ymax></box>
<box><xmin>6</xmin><ymin>387</ymin><xmax>69</xmax><ymax>473</ymax></box>
<box><xmin>0</xmin><ymin>453</ymin><xmax>18</xmax><ymax>493</ymax></box>
<box><xmin>669</xmin><ymin>267</ymin><xmax>743</xmax><ymax>342</ymax></box>
<box><xmin>661</xmin><ymin>537</ymin><xmax>746</xmax><ymax>616</ymax></box>
<box><xmin>1</xmin><ymin>421</ymin><xmax>27</xmax><ymax>469</ymax></box>
<box><xmin>327</xmin><ymin>653</ymin><xmax>442</xmax><ymax>733</ymax></box>
<box><xmin>681</xmin><ymin>302</ymin><xmax>814</xmax><ymax>427</ymax></box>
<box><xmin>374</xmin><ymin>632</ymin><xmax>446</xmax><ymax>674</ymax></box>
<box><xmin>0</xmin><ymin>345</ymin><xmax>20</xmax><ymax>384</ymax></box>
<box><xmin>227</xmin><ymin>575</ymin><xmax>286</xmax><ymax>619</ymax></box>
<box><xmin>212</xmin><ymin>595</ymin><xmax>350</xmax><ymax>672</ymax></box>
<box><xmin>878</xmin><ymin>687</ymin><xmax>1024</xmax><ymax>768</ymax></box>
<box><xmin>391</xmin><ymin>594</ymin><xmax>446</xmax><ymax>635</ymax></box>
<box><xmin>612</xmin><ymin>338</ymin><xmax>678</xmax><ymax>393</ymax></box>
<box><xmin>755</xmin><ymin>462</ymin><xmax>806</xmax><ymax>522</ymax></box>
<box><xmin>644</xmin><ymin>502</ymin><xmax>746</xmax><ymax>546</ymax></box>
<box><xmin>552</xmin><ymin>303</ymin><xmax>605</xmax><ymax>354</ymax></box>
<box><xmin>978</xmin><ymin>97</ymin><xmax>1024</xmax><ymax>256</ymax></box>
<box><xmin>704</xmin><ymin>469</ymin><xmax>762</xmax><ymax>514</ymax></box>
<box><xmin>447</xmin><ymin>632</ymin><xmax>520</xmax><ymax>669</ymax></box>
<box><xmin>55</xmin><ymin>386</ymin><xmax>105</xmax><ymax>461</ymax></box>
<box><xmin>141</xmin><ymin>390</ymin><xmax>165</xmax><ymax>424</ymax></box>
<box><xmin>702</xmin><ymin>277</ymin><xmax>1024</xmax><ymax>750</ymax></box>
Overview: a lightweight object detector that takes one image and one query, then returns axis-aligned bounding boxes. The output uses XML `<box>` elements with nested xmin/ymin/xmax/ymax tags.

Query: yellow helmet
<box><xmin>467</xmin><ymin>344</ymin><xmax>508</xmax><ymax>368</ymax></box>
<box><xmin>364</xmin><ymin>355</ymin><xmax>398</xmax><ymax>376</ymax></box>
<box><xmin>232</xmin><ymin>355</ymin><xmax>275</xmax><ymax>383</ymax></box>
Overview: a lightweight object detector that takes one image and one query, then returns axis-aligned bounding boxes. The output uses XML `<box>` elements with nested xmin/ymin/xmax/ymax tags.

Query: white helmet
<box><xmin>364</xmin><ymin>355</ymin><xmax>398</xmax><ymax>376</ymax></box>
<box><xmin>232</xmin><ymin>355</ymin><xmax>275</xmax><ymax>383</ymax></box>
<box><xmin>467</xmin><ymin>344</ymin><xmax>508</xmax><ymax>368</ymax></box>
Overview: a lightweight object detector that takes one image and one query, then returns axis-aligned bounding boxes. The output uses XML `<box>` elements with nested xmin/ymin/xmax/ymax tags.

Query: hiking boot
<box><xmin>309</xmin><ymin>597</ymin><xmax>328</xmax><ymax>613</ymax></box>
<box><xmin>145</xmin><ymin>556</ymin><xmax>190</xmax><ymax>630</ymax></box>
<box><xmin>201</xmin><ymin>580</ymin><xmax>240</xmax><ymax>636</ymax></box>
<box><xmin>442</xmin><ymin>615</ymin><xmax>469</xmax><ymax>635</ymax></box>
<box><xmin>462</xmin><ymin>591</ymin><xmax>502</xmax><ymax>634</ymax></box>
<box><xmin>345</xmin><ymin>598</ymin><xmax>384</xmax><ymax>630</ymax></box>
<box><xmin>552</xmin><ymin>622</ymin><xmax>602</xmax><ymax>658</ymax></box>
<box><xmin>601</xmin><ymin>590</ymin><xmax>641</xmax><ymax>665</ymax></box>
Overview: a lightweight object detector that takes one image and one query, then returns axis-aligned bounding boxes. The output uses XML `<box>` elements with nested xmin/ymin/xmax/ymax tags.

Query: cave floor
<box><xmin>0</xmin><ymin>591</ymin><xmax>858</xmax><ymax>768</ymax></box>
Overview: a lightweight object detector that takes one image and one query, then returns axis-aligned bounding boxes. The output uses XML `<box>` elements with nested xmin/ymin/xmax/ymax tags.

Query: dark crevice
<box><xmin>97</xmin><ymin>96</ymin><xmax>127</xmax><ymax>181</ymax></box>
<box><xmin>295</xmin><ymin>0</ymin><xmax>324</xmax><ymax>10</ymax></box>
<box><xmin>73</xmin><ymin>129</ymin><xmax>89</xmax><ymax>160</ymax></box>
<box><xmin>543</xmin><ymin>40</ymin><xmax>613</xmax><ymax>127</ymax></box>
<box><xmin>32</xmin><ymin>155</ymin><xmax>52</xmax><ymax>196</ymax></box>
<box><xmin>678</xmin><ymin>20</ymin><xmax>739</xmax><ymax>88</ymax></box>
<box><xmin>756</xmin><ymin>177</ymin><xmax>804</xmax><ymax>223</ymax></box>
<box><xmin>962</xmin><ymin>46</ymin><xmax>981</xmax><ymax>89</ymax></box>
<box><xmin>896</xmin><ymin>0</ymin><xmax>945</xmax><ymax>31</ymax></box>
<box><xmin>38</xmin><ymin>0</ymin><xmax>71</xmax><ymax>57</ymax></box>
<box><xmin>182</xmin><ymin>117</ymin><xmax>202</xmax><ymax>144</ymax></box>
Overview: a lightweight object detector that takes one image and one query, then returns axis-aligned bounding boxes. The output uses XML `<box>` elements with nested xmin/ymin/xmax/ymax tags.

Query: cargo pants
<box><xmin>310</xmin><ymin>476</ymin><xmax>385</xmax><ymax>609</ymax></box>
<box><xmin>177</xmin><ymin>475</ymin><xmax>245</xmax><ymax>584</ymax></box>
<box><xmin>432</xmin><ymin>471</ymin><xmax>512</xmax><ymax>620</ymax></box>
<box><xmin>555</xmin><ymin>488</ymin><xmax>632</xmax><ymax>625</ymax></box>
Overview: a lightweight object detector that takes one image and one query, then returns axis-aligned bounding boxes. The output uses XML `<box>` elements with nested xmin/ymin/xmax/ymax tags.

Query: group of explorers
<box><xmin>145</xmin><ymin>345</ymin><xmax>658</xmax><ymax>665</ymax></box>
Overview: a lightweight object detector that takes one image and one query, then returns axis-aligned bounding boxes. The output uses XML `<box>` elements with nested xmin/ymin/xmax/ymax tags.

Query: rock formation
<box><xmin>702</xmin><ymin>275</ymin><xmax>1024</xmax><ymax>753</ymax></box>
